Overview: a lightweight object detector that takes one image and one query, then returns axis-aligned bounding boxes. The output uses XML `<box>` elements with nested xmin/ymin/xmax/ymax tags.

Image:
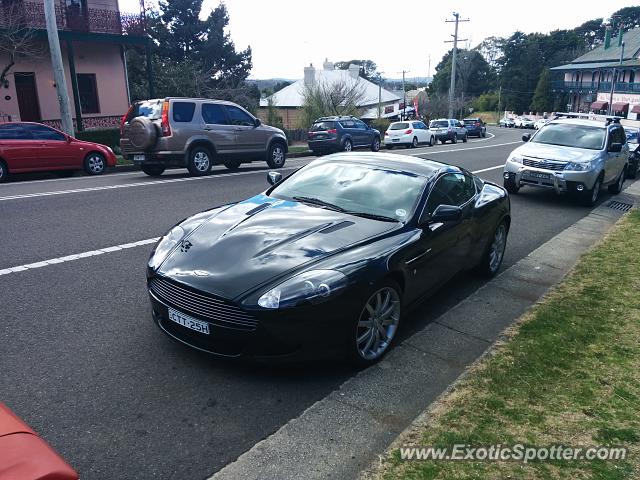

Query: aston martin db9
<box><xmin>147</xmin><ymin>153</ymin><xmax>510</xmax><ymax>365</ymax></box>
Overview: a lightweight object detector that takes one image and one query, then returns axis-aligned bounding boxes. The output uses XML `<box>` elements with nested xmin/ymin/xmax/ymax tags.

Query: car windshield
<box><xmin>531</xmin><ymin>123</ymin><xmax>605</xmax><ymax>150</ymax></box>
<box><xmin>310</xmin><ymin>121</ymin><xmax>335</xmax><ymax>132</ymax></box>
<box><xmin>389</xmin><ymin>122</ymin><xmax>410</xmax><ymax>130</ymax></box>
<box><xmin>128</xmin><ymin>100</ymin><xmax>162</xmax><ymax>121</ymax></box>
<box><xmin>625</xmin><ymin>128</ymin><xmax>639</xmax><ymax>144</ymax></box>
<box><xmin>430</xmin><ymin>120</ymin><xmax>448</xmax><ymax>128</ymax></box>
<box><xmin>271</xmin><ymin>161</ymin><xmax>427</xmax><ymax>221</ymax></box>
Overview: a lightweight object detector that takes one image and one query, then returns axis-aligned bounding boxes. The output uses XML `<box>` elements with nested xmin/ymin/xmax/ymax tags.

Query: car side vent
<box><xmin>320</xmin><ymin>221</ymin><xmax>355</xmax><ymax>234</ymax></box>
<box><xmin>245</xmin><ymin>203</ymin><xmax>272</xmax><ymax>215</ymax></box>
<box><xmin>607</xmin><ymin>201</ymin><xmax>633</xmax><ymax>212</ymax></box>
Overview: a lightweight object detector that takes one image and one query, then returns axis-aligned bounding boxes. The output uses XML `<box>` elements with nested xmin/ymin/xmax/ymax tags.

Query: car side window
<box><xmin>172</xmin><ymin>102</ymin><xmax>196</xmax><ymax>123</ymax></box>
<box><xmin>202</xmin><ymin>104</ymin><xmax>228</xmax><ymax>125</ymax></box>
<box><xmin>353</xmin><ymin>120</ymin><xmax>367</xmax><ymax>130</ymax></box>
<box><xmin>610</xmin><ymin>127</ymin><xmax>626</xmax><ymax>145</ymax></box>
<box><xmin>224</xmin><ymin>106</ymin><xmax>255</xmax><ymax>127</ymax></box>
<box><xmin>340</xmin><ymin>120</ymin><xmax>355</xmax><ymax>129</ymax></box>
<box><xmin>0</xmin><ymin>124</ymin><xmax>31</xmax><ymax>140</ymax></box>
<box><xmin>425</xmin><ymin>173</ymin><xmax>476</xmax><ymax>215</ymax></box>
<box><xmin>24</xmin><ymin>124</ymin><xmax>66</xmax><ymax>141</ymax></box>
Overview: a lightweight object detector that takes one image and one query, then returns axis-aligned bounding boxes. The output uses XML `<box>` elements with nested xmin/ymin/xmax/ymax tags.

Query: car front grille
<box><xmin>149</xmin><ymin>276</ymin><xmax>258</xmax><ymax>331</ymax></box>
<box><xmin>523</xmin><ymin>157</ymin><xmax>567</xmax><ymax>171</ymax></box>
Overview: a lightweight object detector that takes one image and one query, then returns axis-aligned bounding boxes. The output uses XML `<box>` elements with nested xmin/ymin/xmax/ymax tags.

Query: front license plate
<box><xmin>524</xmin><ymin>171</ymin><xmax>552</xmax><ymax>180</ymax></box>
<box><xmin>167</xmin><ymin>307</ymin><xmax>210</xmax><ymax>334</ymax></box>
<box><xmin>133</xmin><ymin>154</ymin><xmax>146</xmax><ymax>162</ymax></box>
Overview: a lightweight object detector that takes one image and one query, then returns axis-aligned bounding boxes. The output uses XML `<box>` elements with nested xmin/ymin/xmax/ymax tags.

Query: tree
<box><xmin>531</xmin><ymin>68</ymin><xmax>553</xmax><ymax>113</ymax></box>
<box><xmin>429</xmin><ymin>49</ymin><xmax>495</xmax><ymax>99</ymax></box>
<box><xmin>0</xmin><ymin>3</ymin><xmax>43</xmax><ymax>88</ymax></box>
<box><xmin>300</xmin><ymin>79</ymin><xmax>366</xmax><ymax>128</ymax></box>
<box><xmin>334</xmin><ymin>60</ymin><xmax>378</xmax><ymax>80</ymax></box>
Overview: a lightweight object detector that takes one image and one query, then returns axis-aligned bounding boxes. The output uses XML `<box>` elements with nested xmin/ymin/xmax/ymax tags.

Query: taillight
<box><xmin>327</xmin><ymin>129</ymin><xmax>337</xmax><ymax>134</ymax></box>
<box><xmin>405</xmin><ymin>129</ymin><xmax>413</xmax><ymax>134</ymax></box>
<box><xmin>120</xmin><ymin>105</ymin><xmax>133</xmax><ymax>136</ymax></box>
<box><xmin>384</xmin><ymin>131</ymin><xmax>389</xmax><ymax>136</ymax></box>
<box><xmin>448</xmin><ymin>128</ymin><xmax>453</xmax><ymax>133</ymax></box>
<box><xmin>475</xmin><ymin>122</ymin><xmax>480</xmax><ymax>127</ymax></box>
<box><xmin>161</xmin><ymin>101</ymin><xmax>171</xmax><ymax>137</ymax></box>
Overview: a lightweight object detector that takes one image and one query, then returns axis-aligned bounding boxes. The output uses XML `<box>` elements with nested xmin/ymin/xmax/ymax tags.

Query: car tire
<box><xmin>0</xmin><ymin>159</ymin><xmax>8</xmax><ymax>183</ymax></box>
<box><xmin>476</xmin><ymin>220</ymin><xmax>508</xmax><ymax>277</ymax></box>
<box><xmin>429</xmin><ymin>136</ymin><xmax>434</xmax><ymax>146</ymax></box>
<box><xmin>582</xmin><ymin>175</ymin><xmax>602</xmax><ymax>207</ymax></box>
<box><xmin>224</xmin><ymin>160</ymin><xmax>242</xmax><ymax>170</ymax></box>
<box><xmin>141</xmin><ymin>164</ymin><xmax>165</xmax><ymax>176</ymax></box>
<box><xmin>371</xmin><ymin>137</ymin><xmax>381</xmax><ymax>152</ymax></box>
<box><xmin>608</xmin><ymin>168</ymin><xmax>625</xmax><ymax>194</ymax></box>
<box><xmin>343</xmin><ymin>139</ymin><xmax>353</xmax><ymax>152</ymax></box>
<box><xmin>84</xmin><ymin>152</ymin><xmax>106</xmax><ymax>175</ymax></box>
<box><xmin>462</xmin><ymin>134</ymin><xmax>468</xmax><ymax>143</ymax></box>
<box><xmin>628</xmin><ymin>160</ymin><xmax>638</xmax><ymax>179</ymax></box>
<box><xmin>348</xmin><ymin>278</ymin><xmax>402</xmax><ymax>367</ymax></box>
<box><xmin>266</xmin><ymin>142</ymin><xmax>286</xmax><ymax>168</ymax></box>
<box><xmin>503</xmin><ymin>177</ymin><xmax>520</xmax><ymax>194</ymax></box>
<box><xmin>187</xmin><ymin>146</ymin><xmax>213</xmax><ymax>176</ymax></box>
<box><xmin>411</xmin><ymin>137</ymin><xmax>418</xmax><ymax>148</ymax></box>
<box><xmin>482</xmin><ymin>130</ymin><xmax>486</xmax><ymax>138</ymax></box>
<box><xmin>451</xmin><ymin>135</ymin><xmax>458</xmax><ymax>144</ymax></box>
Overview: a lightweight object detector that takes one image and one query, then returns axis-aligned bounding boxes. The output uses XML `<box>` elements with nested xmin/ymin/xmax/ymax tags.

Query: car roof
<box><xmin>312</xmin><ymin>152</ymin><xmax>463</xmax><ymax>178</ymax></box>
<box><xmin>548</xmin><ymin>118</ymin><xmax>608</xmax><ymax>128</ymax></box>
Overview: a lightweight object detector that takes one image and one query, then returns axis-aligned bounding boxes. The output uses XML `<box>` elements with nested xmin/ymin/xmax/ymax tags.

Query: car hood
<box><xmin>514</xmin><ymin>142</ymin><xmax>601</xmax><ymax>163</ymax></box>
<box><xmin>157</xmin><ymin>194</ymin><xmax>398</xmax><ymax>299</ymax></box>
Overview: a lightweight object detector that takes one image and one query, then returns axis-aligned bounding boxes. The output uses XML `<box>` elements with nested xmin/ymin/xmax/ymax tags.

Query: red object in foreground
<box><xmin>0</xmin><ymin>403</ymin><xmax>78</xmax><ymax>480</ymax></box>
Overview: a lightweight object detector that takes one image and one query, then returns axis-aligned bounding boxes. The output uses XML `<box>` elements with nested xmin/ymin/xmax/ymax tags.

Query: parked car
<box><xmin>384</xmin><ymin>120</ymin><xmax>436</xmax><ymax>148</ymax></box>
<box><xmin>624</xmin><ymin>127</ymin><xmax>639</xmax><ymax>179</ymax></box>
<box><xmin>534</xmin><ymin>118</ymin><xmax>550</xmax><ymax>130</ymax></box>
<box><xmin>120</xmin><ymin>98</ymin><xmax>288</xmax><ymax>177</ymax></box>
<box><xmin>146</xmin><ymin>152</ymin><xmax>510</xmax><ymax>364</ymax></box>
<box><xmin>514</xmin><ymin>116</ymin><xmax>535</xmax><ymax>129</ymax></box>
<box><xmin>503</xmin><ymin>117</ymin><xmax>629</xmax><ymax>206</ymax></box>
<box><xmin>499</xmin><ymin>117</ymin><xmax>515</xmax><ymax>128</ymax></box>
<box><xmin>0</xmin><ymin>122</ymin><xmax>116</xmax><ymax>183</ymax></box>
<box><xmin>463</xmin><ymin>118</ymin><xmax>487</xmax><ymax>137</ymax></box>
<box><xmin>307</xmin><ymin>116</ymin><xmax>381</xmax><ymax>154</ymax></box>
<box><xmin>429</xmin><ymin>119</ymin><xmax>468</xmax><ymax>144</ymax></box>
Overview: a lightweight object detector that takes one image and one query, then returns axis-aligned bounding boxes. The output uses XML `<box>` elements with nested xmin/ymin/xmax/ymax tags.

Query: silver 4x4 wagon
<box><xmin>503</xmin><ymin>116</ymin><xmax>629</xmax><ymax>206</ymax></box>
<box><xmin>120</xmin><ymin>98</ymin><xmax>288</xmax><ymax>176</ymax></box>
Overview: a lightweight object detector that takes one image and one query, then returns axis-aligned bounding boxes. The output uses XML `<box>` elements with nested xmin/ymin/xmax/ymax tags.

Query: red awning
<box><xmin>590</xmin><ymin>101</ymin><xmax>608</xmax><ymax>110</ymax></box>
<box><xmin>612</xmin><ymin>102</ymin><xmax>629</xmax><ymax>113</ymax></box>
<box><xmin>631</xmin><ymin>104</ymin><xmax>640</xmax><ymax>114</ymax></box>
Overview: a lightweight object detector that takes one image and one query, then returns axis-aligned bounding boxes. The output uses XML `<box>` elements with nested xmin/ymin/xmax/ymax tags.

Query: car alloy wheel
<box><xmin>608</xmin><ymin>168</ymin><xmax>625</xmax><ymax>194</ymax></box>
<box><xmin>355</xmin><ymin>286</ymin><xmax>401</xmax><ymax>362</ymax></box>
<box><xmin>188</xmin><ymin>147</ymin><xmax>212</xmax><ymax>176</ymax></box>
<box><xmin>267</xmin><ymin>143</ymin><xmax>286</xmax><ymax>168</ymax></box>
<box><xmin>412</xmin><ymin>137</ymin><xmax>418</xmax><ymax>148</ymax></box>
<box><xmin>343</xmin><ymin>140</ymin><xmax>352</xmax><ymax>152</ymax></box>
<box><xmin>193</xmin><ymin>152</ymin><xmax>210</xmax><ymax>171</ymax></box>
<box><xmin>85</xmin><ymin>153</ymin><xmax>105</xmax><ymax>175</ymax></box>
<box><xmin>488</xmin><ymin>223</ymin><xmax>507</xmax><ymax>274</ymax></box>
<box><xmin>584</xmin><ymin>177</ymin><xmax>601</xmax><ymax>206</ymax></box>
<box><xmin>371</xmin><ymin>137</ymin><xmax>381</xmax><ymax>152</ymax></box>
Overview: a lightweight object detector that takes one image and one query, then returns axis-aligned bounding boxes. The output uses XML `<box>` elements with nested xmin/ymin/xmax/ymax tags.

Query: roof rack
<box><xmin>552</xmin><ymin>112</ymin><xmax>624</xmax><ymax>125</ymax></box>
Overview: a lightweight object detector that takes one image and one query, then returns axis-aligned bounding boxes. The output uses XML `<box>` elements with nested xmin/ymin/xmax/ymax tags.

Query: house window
<box><xmin>77</xmin><ymin>73</ymin><xmax>99</xmax><ymax>114</ymax></box>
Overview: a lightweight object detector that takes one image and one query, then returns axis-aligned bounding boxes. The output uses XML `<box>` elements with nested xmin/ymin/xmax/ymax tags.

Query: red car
<box><xmin>0</xmin><ymin>122</ymin><xmax>117</xmax><ymax>182</ymax></box>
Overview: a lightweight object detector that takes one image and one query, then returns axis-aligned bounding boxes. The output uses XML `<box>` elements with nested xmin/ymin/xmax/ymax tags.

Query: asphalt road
<box><xmin>0</xmin><ymin>127</ymin><xmax>614</xmax><ymax>479</ymax></box>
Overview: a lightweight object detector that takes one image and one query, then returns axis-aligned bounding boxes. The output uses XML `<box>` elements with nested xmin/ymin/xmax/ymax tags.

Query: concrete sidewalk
<box><xmin>209</xmin><ymin>182</ymin><xmax>640</xmax><ymax>480</ymax></box>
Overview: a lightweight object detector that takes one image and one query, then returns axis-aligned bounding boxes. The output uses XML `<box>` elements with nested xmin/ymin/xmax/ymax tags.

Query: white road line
<box><xmin>409</xmin><ymin>140</ymin><xmax>520</xmax><ymax>156</ymax></box>
<box><xmin>0</xmin><ymin>163</ymin><xmax>505</xmax><ymax>277</ymax></box>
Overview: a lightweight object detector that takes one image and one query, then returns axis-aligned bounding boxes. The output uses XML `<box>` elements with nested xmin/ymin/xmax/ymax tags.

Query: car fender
<box><xmin>267</xmin><ymin>134</ymin><xmax>288</xmax><ymax>153</ymax></box>
<box><xmin>184</xmin><ymin>136</ymin><xmax>217</xmax><ymax>156</ymax></box>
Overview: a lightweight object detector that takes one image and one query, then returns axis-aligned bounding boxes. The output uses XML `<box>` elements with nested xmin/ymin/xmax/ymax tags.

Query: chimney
<box><xmin>323</xmin><ymin>58</ymin><xmax>334</xmax><ymax>71</ymax></box>
<box><xmin>604</xmin><ymin>25</ymin><xmax>611</xmax><ymax>49</ymax></box>
<box><xmin>348</xmin><ymin>63</ymin><xmax>360</xmax><ymax>79</ymax></box>
<box><xmin>618</xmin><ymin>26</ymin><xmax>624</xmax><ymax>47</ymax></box>
<box><xmin>304</xmin><ymin>63</ymin><xmax>316</xmax><ymax>87</ymax></box>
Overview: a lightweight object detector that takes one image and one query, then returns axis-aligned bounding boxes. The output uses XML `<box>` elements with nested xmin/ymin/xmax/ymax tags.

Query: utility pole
<box><xmin>375</xmin><ymin>72</ymin><xmax>384</xmax><ymax>119</ymax></box>
<box><xmin>445</xmin><ymin>12</ymin><xmax>469</xmax><ymax>119</ymax></box>
<box><xmin>497</xmin><ymin>85</ymin><xmax>502</xmax><ymax>123</ymax></box>
<box><xmin>399</xmin><ymin>70</ymin><xmax>409</xmax><ymax>120</ymax></box>
<box><xmin>44</xmin><ymin>0</ymin><xmax>74</xmax><ymax>135</ymax></box>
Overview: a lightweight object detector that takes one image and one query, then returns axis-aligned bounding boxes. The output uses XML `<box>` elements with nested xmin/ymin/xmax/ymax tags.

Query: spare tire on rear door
<box><xmin>128</xmin><ymin>116</ymin><xmax>158</xmax><ymax>150</ymax></box>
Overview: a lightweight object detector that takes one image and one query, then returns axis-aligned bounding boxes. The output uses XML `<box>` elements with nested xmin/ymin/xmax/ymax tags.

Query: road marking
<box><xmin>409</xmin><ymin>140</ymin><xmax>520</xmax><ymax>156</ymax></box>
<box><xmin>0</xmin><ymin>164</ymin><xmax>506</xmax><ymax>277</ymax></box>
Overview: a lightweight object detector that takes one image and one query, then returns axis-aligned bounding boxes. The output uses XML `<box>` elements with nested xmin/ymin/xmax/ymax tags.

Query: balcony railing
<box><xmin>0</xmin><ymin>0</ymin><xmax>145</xmax><ymax>36</ymax></box>
<box><xmin>552</xmin><ymin>80</ymin><xmax>640</xmax><ymax>94</ymax></box>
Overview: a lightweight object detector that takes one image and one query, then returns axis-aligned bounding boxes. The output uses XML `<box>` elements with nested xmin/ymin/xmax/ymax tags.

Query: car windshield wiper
<box><xmin>343</xmin><ymin>211</ymin><xmax>399</xmax><ymax>222</ymax></box>
<box><xmin>292</xmin><ymin>196</ymin><xmax>346</xmax><ymax>212</ymax></box>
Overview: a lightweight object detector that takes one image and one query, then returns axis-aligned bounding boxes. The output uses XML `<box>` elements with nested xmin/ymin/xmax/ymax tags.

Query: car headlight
<box><xmin>508</xmin><ymin>155</ymin><xmax>523</xmax><ymax>164</ymax></box>
<box><xmin>564</xmin><ymin>161</ymin><xmax>592</xmax><ymax>171</ymax></box>
<box><xmin>148</xmin><ymin>225</ymin><xmax>185</xmax><ymax>270</ymax></box>
<box><xmin>252</xmin><ymin>269</ymin><xmax>348</xmax><ymax>309</ymax></box>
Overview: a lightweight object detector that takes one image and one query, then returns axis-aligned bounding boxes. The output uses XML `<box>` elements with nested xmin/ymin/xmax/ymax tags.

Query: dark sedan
<box><xmin>146</xmin><ymin>153</ymin><xmax>511</xmax><ymax>365</ymax></box>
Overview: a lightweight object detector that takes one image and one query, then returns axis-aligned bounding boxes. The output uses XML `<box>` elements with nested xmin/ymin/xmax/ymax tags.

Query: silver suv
<box><xmin>503</xmin><ymin>116</ymin><xmax>629</xmax><ymax>206</ymax></box>
<box><xmin>120</xmin><ymin>98</ymin><xmax>288</xmax><ymax>176</ymax></box>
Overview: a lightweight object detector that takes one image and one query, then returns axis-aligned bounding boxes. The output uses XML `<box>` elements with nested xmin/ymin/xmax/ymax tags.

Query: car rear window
<box><xmin>172</xmin><ymin>102</ymin><xmax>196</xmax><ymax>123</ymax></box>
<box><xmin>463</xmin><ymin>119</ymin><xmax>479</xmax><ymax>124</ymax></box>
<box><xmin>389</xmin><ymin>122</ymin><xmax>410</xmax><ymax>130</ymax></box>
<box><xmin>128</xmin><ymin>100</ymin><xmax>162</xmax><ymax>121</ymax></box>
<box><xmin>310</xmin><ymin>121</ymin><xmax>335</xmax><ymax>132</ymax></box>
<box><xmin>430</xmin><ymin>120</ymin><xmax>448</xmax><ymax>128</ymax></box>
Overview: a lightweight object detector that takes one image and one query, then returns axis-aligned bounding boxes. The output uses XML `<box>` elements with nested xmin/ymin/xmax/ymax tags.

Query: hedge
<box><xmin>75</xmin><ymin>128</ymin><xmax>121</xmax><ymax>153</ymax></box>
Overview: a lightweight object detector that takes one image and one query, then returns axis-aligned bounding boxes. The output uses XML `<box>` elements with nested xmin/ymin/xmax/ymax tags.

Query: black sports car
<box><xmin>147</xmin><ymin>153</ymin><xmax>511</xmax><ymax>365</ymax></box>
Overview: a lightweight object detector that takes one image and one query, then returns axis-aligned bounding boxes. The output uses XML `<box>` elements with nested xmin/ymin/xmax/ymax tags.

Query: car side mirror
<box><xmin>522</xmin><ymin>133</ymin><xmax>531</xmax><ymax>142</ymax></box>
<box><xmin>608</xmin><ymin>142</ymin><xmax>622</xmax><ymax>153</ymax></box>
<box><xmin>267</xmin><ymin>171</ymin><xmax>282</xmax><ymax>185</ymax></box>
<box><xmin>429</xmin><ymin>204</ymin><xmax>463</xmax><ymax>223</ymax></box>
<box><xmin>254</xmin><ymin>118</ymin><xmax>262</xmax><ymax>128</ymax></box>
<box><xmin>66</xmin><ymin>135</ymin><xmax>72</xmax><ymax>143</ymax></box>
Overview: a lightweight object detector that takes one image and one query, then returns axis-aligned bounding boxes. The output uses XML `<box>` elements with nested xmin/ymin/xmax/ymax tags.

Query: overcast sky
<box><xmin>120</xmin><ymin>0</ymin><xmax>634</xmax><ymax>80</ymax></box>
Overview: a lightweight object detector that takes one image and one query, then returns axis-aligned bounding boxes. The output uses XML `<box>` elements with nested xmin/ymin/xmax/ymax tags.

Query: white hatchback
<box><xmin>385</xmin><ymin>121</ymin><xmax>436</xmax><ymax>149</ymax></box>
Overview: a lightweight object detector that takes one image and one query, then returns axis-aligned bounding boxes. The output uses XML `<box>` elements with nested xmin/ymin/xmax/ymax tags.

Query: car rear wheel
<box><xmin>349</xmin><ymin>280</ymin><xmax>402</xmax><ymax>366</ymax></box>
<box><xmin>462</xmin><ymin>134</ymin><xmax>468</xmax><ymax>143</ymax></box>
<box><xmin>188</xmin><ymin>147</ymin><xmax>212</xmax><ymax>176</ymax></box>
<box><xmin>267</xmin><ymin>142</ymin><xmax>286</xmax><ymax>168</ymax></box>
<box><xmin>477</xmin><ymin>221</ymin><xmax>508</xmax><ymax>277</ymax></box>
<box><xmin>84</xmin><ymin>152</ymin><xmax>106</xmax><ymax>175</ymax></box>
<box><xmin>451</xmin><ymin>135</ymin><xmax>458</xmax><ymax>144</ymax></box>
<box><xmin>582</xmin><ymin>176</ymin><xmax>602</xmax><ymax>207</ymax></box>
<box><xmin>411</xmin><ymin>137</ymin><xmax>418</xmax><ymax>148</ymax></box>
<box><xmin>371</xmin><ymin>137</ymin><xmax>381</xmax><ymax>152</ymax></box>
<box><xmin>224</xmin><ymin>160</ymin><xmax>242</xmax><ymax>170</ymax></box>
<box><xmin>0</xmin><ymin>160</ymin><xmax>7</xmax><ymax>183</ymax></box>
<box><xmin>608</xmin><ymin>168</ymin><xmax>625</xmax><ymax>194</ymax></box>
<box><xmin>429</xmin><ymin>136</ymin><xmax>434</xmax><ymax>146</ymax></box>
<box><xmin>343</xmin><ymin>139</ymin><xmax>353</xmax><ymax>152</ymax></box>
<box><xmin>141</xmin><ymin>164</ymin><xmax>165</xmax><ymax>176</ymax></box>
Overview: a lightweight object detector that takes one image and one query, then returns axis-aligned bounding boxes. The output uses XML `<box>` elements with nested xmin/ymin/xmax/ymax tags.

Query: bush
<box><xmin>370</xmin><ymin>118</ymin><xmax>390</xmax><ymax>134</ymax></box>
<box><xmin>76</xmin><ymin>128</ymin><xmax>121</xmax><ymax>153</ymax></box>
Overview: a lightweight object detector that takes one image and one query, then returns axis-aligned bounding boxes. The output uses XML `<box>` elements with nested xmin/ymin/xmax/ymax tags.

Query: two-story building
<box><xmin>0</xmin><ymin>0</ymin><xmax>148</xmax><ymax>130</ymax></box>
<box><xmin>551</xmin><ymin>26</ymin><xmax>640</xmax><ymax>118</ymax></box>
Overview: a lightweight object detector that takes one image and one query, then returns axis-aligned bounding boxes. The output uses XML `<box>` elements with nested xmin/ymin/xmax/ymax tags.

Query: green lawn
<box><xmin>378</xmin><ymin>210</ymin><xmax>640</xmax><ymax>480</ymax></box>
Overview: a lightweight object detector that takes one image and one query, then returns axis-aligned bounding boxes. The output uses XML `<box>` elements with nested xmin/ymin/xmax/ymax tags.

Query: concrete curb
<box><xmin>208</xmin><ymin>183</ymin><xmax>639</xmax><ymax>480</ymax></box>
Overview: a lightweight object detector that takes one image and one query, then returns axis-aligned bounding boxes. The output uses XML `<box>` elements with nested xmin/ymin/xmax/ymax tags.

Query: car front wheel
<box><xmin>477</xmin><ymin>221</ymin><xmax>508</xmax><ymax>277</ymax></box>
<box><xmin>411</xmin><ymin>137</ymin><xmax>418</xmax><ymax>148</ymax></box>
<box><xmin>349</xmin><ymin>280</ymin><xmax>402</xmax><ymax>366</ymax></box>
<box><xmin>371</xmin><ymin>137</ymin><xmax>381</xmax><ymax>152</ymax></box>
<box><xmin>267</xmin><ymin>142</ymin><xmax>286</xmax><ymax>168</ymax></box>
<box><xmin>608</xmin><ymin>168</ymin><xmax>625</xmax><ymax>194</ymax></box>
<box><xmin>0</xmin><ymin>160</ymin><xmax>7</xmax><ymax>183</ymax></box>
<box><xmin>84</xmin><ymin>152</ymin><xmax>106</xmax><ymax>175</ymax></box>
<box><xmin>583</xmin><ymin>176</ymin><xmax>602</xmax><ymax>207</ymax></box>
